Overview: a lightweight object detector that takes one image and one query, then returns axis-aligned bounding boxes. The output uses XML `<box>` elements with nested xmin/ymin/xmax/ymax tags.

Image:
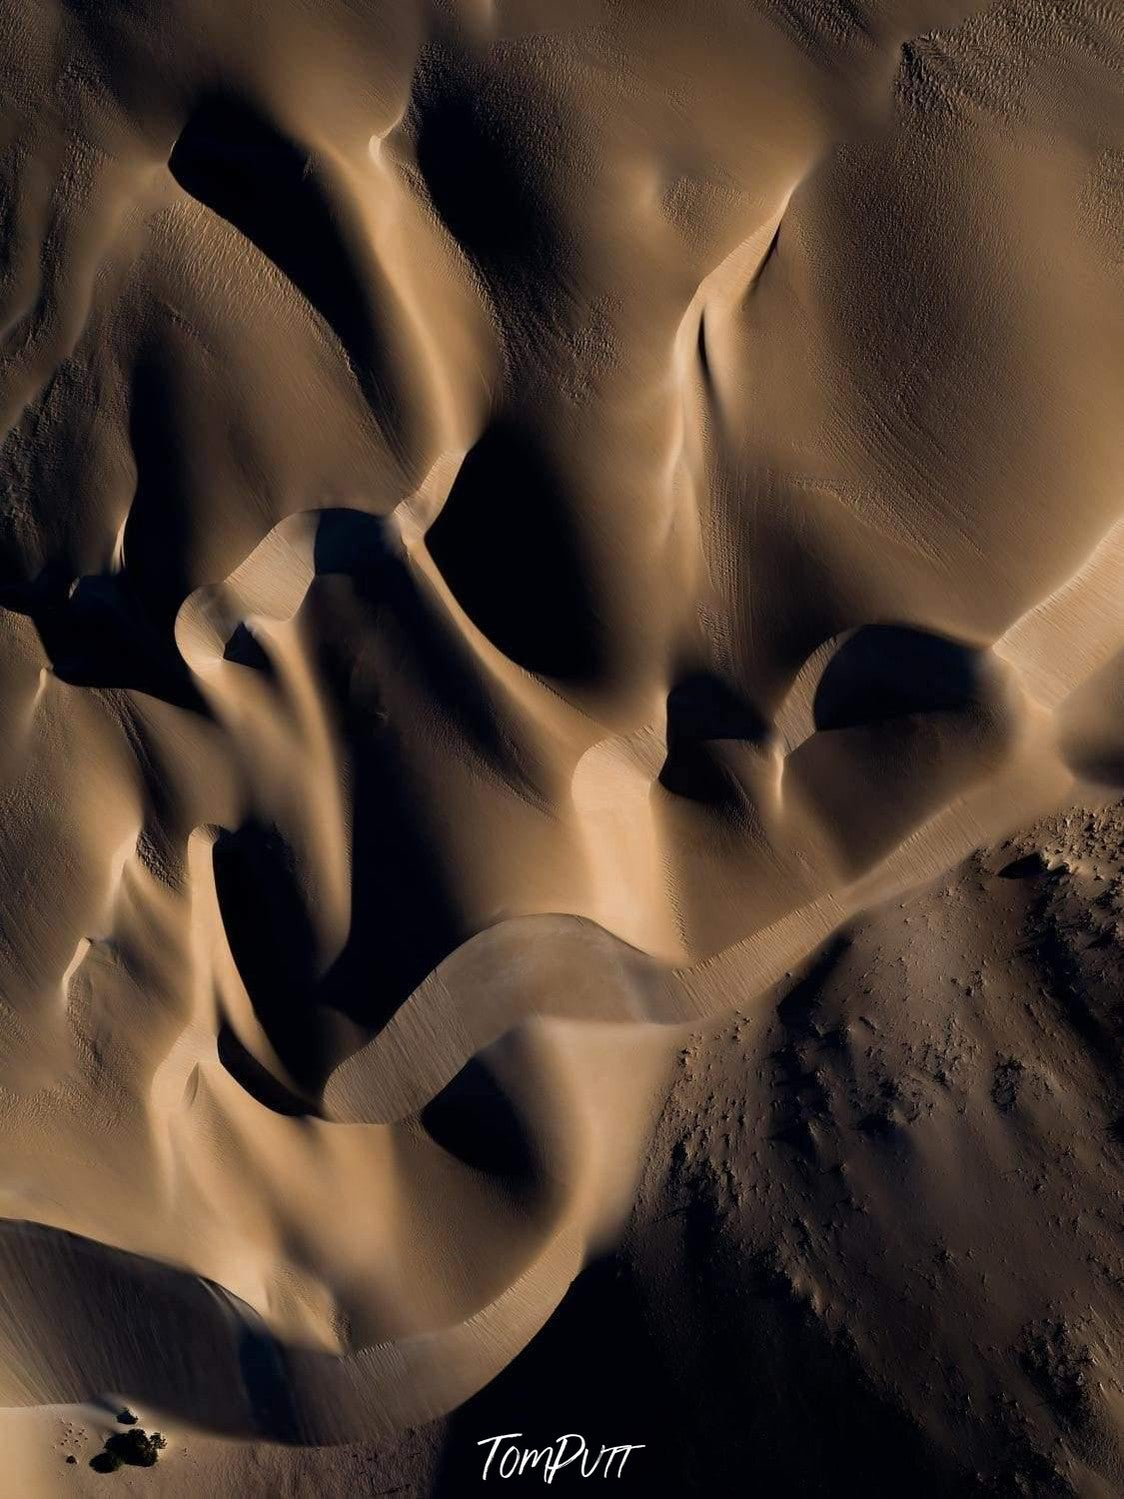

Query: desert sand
<box><xmin>0</xmin><ymin>0</ymin><xmax>1121</xmax><ymax>1493</ymax></box>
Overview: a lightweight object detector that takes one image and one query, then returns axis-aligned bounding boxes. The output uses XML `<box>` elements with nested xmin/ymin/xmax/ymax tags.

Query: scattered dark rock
<box><xmin>998</xmin><ymin>851</ymin><xmax>1052</xmax><ymax>879</ymax></box>
<box><xmin>858</xmin><ymin>1109</ymin><xmax>897</xmax><ymax>1138</ymax></box>
<box><xmin>991</xmin><ymin>1057</ymin><xmax>1024</xmax><ymax>1111</ymax></box>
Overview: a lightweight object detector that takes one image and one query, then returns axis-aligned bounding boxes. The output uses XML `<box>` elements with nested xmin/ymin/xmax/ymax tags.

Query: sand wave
<box><xmin>0</xmin><ymin>0</ymin><xmax>1121</xmax><ymax>1453</ymax></box>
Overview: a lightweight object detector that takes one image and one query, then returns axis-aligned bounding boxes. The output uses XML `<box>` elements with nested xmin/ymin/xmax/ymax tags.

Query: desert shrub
<box><xmin>104</xmin><ymin>1428</ymin><xmax>162</xmax><ymax>1467</ymax></box>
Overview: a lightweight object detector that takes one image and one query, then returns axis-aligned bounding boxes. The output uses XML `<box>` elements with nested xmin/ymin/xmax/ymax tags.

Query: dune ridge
<box><xmin>0</xmin><ymin>0</ymin><xmax>1121</xmax><ymax>1478</ymax></box>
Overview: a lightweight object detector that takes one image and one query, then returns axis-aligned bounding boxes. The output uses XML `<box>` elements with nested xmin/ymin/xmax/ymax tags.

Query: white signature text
<box><xmin>477</xmin><ymin>1432</ymin><xmax>646</xmax><ymax>1483</ymax></box>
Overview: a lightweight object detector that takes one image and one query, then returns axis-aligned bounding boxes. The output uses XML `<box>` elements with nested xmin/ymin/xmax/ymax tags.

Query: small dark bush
<box><xmin>90</xmin><ymin>1450</ymin><xmax>123</xmax><ymax>1473</ymax></box>
<box><xmin>104</xmin><ymin>1428</ymin><xmax>161</xmax><ymax>1467</ymax></box>
<box><xmin>117</xmin><ymin>1408</ymin><xmax>138</xmax><ymax>1426</ymax></box>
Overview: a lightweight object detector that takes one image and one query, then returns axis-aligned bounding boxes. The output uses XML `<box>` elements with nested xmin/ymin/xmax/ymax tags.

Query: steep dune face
<box><xmin>0</xmin><ymin>0</ymin><xmax>1121</xmax><ymax>1470</ymax></box>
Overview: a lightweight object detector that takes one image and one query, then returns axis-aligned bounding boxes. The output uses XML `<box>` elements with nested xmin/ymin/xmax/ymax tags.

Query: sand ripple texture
<box><xmin>0</xmin><ymin>0</ymin><xmax>1120</xmax><ymax>1443</ymax></box>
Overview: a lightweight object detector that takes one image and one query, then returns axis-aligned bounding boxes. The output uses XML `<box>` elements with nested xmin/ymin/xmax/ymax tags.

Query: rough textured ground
<box><xmin>626</xmin><ymin>800</ymin><xmax>1124</xmax><ymax>1496</ymax></box>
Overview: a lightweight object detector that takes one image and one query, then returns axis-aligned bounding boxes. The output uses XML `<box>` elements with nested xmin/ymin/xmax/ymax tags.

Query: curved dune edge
<box><xmin>0</xmin><ymin>0</ymin><xmax>1121</xmax><ymax>1458</ymax></box>
<box><xmin>0</xmin><ymin>1214</ymin><xmax>584</xmax><ymax>1443</ymax></box>
<box><xmin>205</xmin><ymin>496</ymin><xmax>1122</xmax><ymax>1124</ymax></box>
<box><xmin>0</xmin><ymin>1009</ymin><xmax>676</xmax><ymax>1442</ymax></box>
<box><xmin>0</xmin><ymin>493</ymin><xmax>1120</xmax><ymax>1442</ymax></box>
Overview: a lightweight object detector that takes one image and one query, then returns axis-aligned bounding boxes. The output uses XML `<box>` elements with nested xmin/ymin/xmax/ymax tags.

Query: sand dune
<box><xmin>0</xmin><ymin>0</ymin><xmax>1122</xmax><ymax>1491</ymax></box>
